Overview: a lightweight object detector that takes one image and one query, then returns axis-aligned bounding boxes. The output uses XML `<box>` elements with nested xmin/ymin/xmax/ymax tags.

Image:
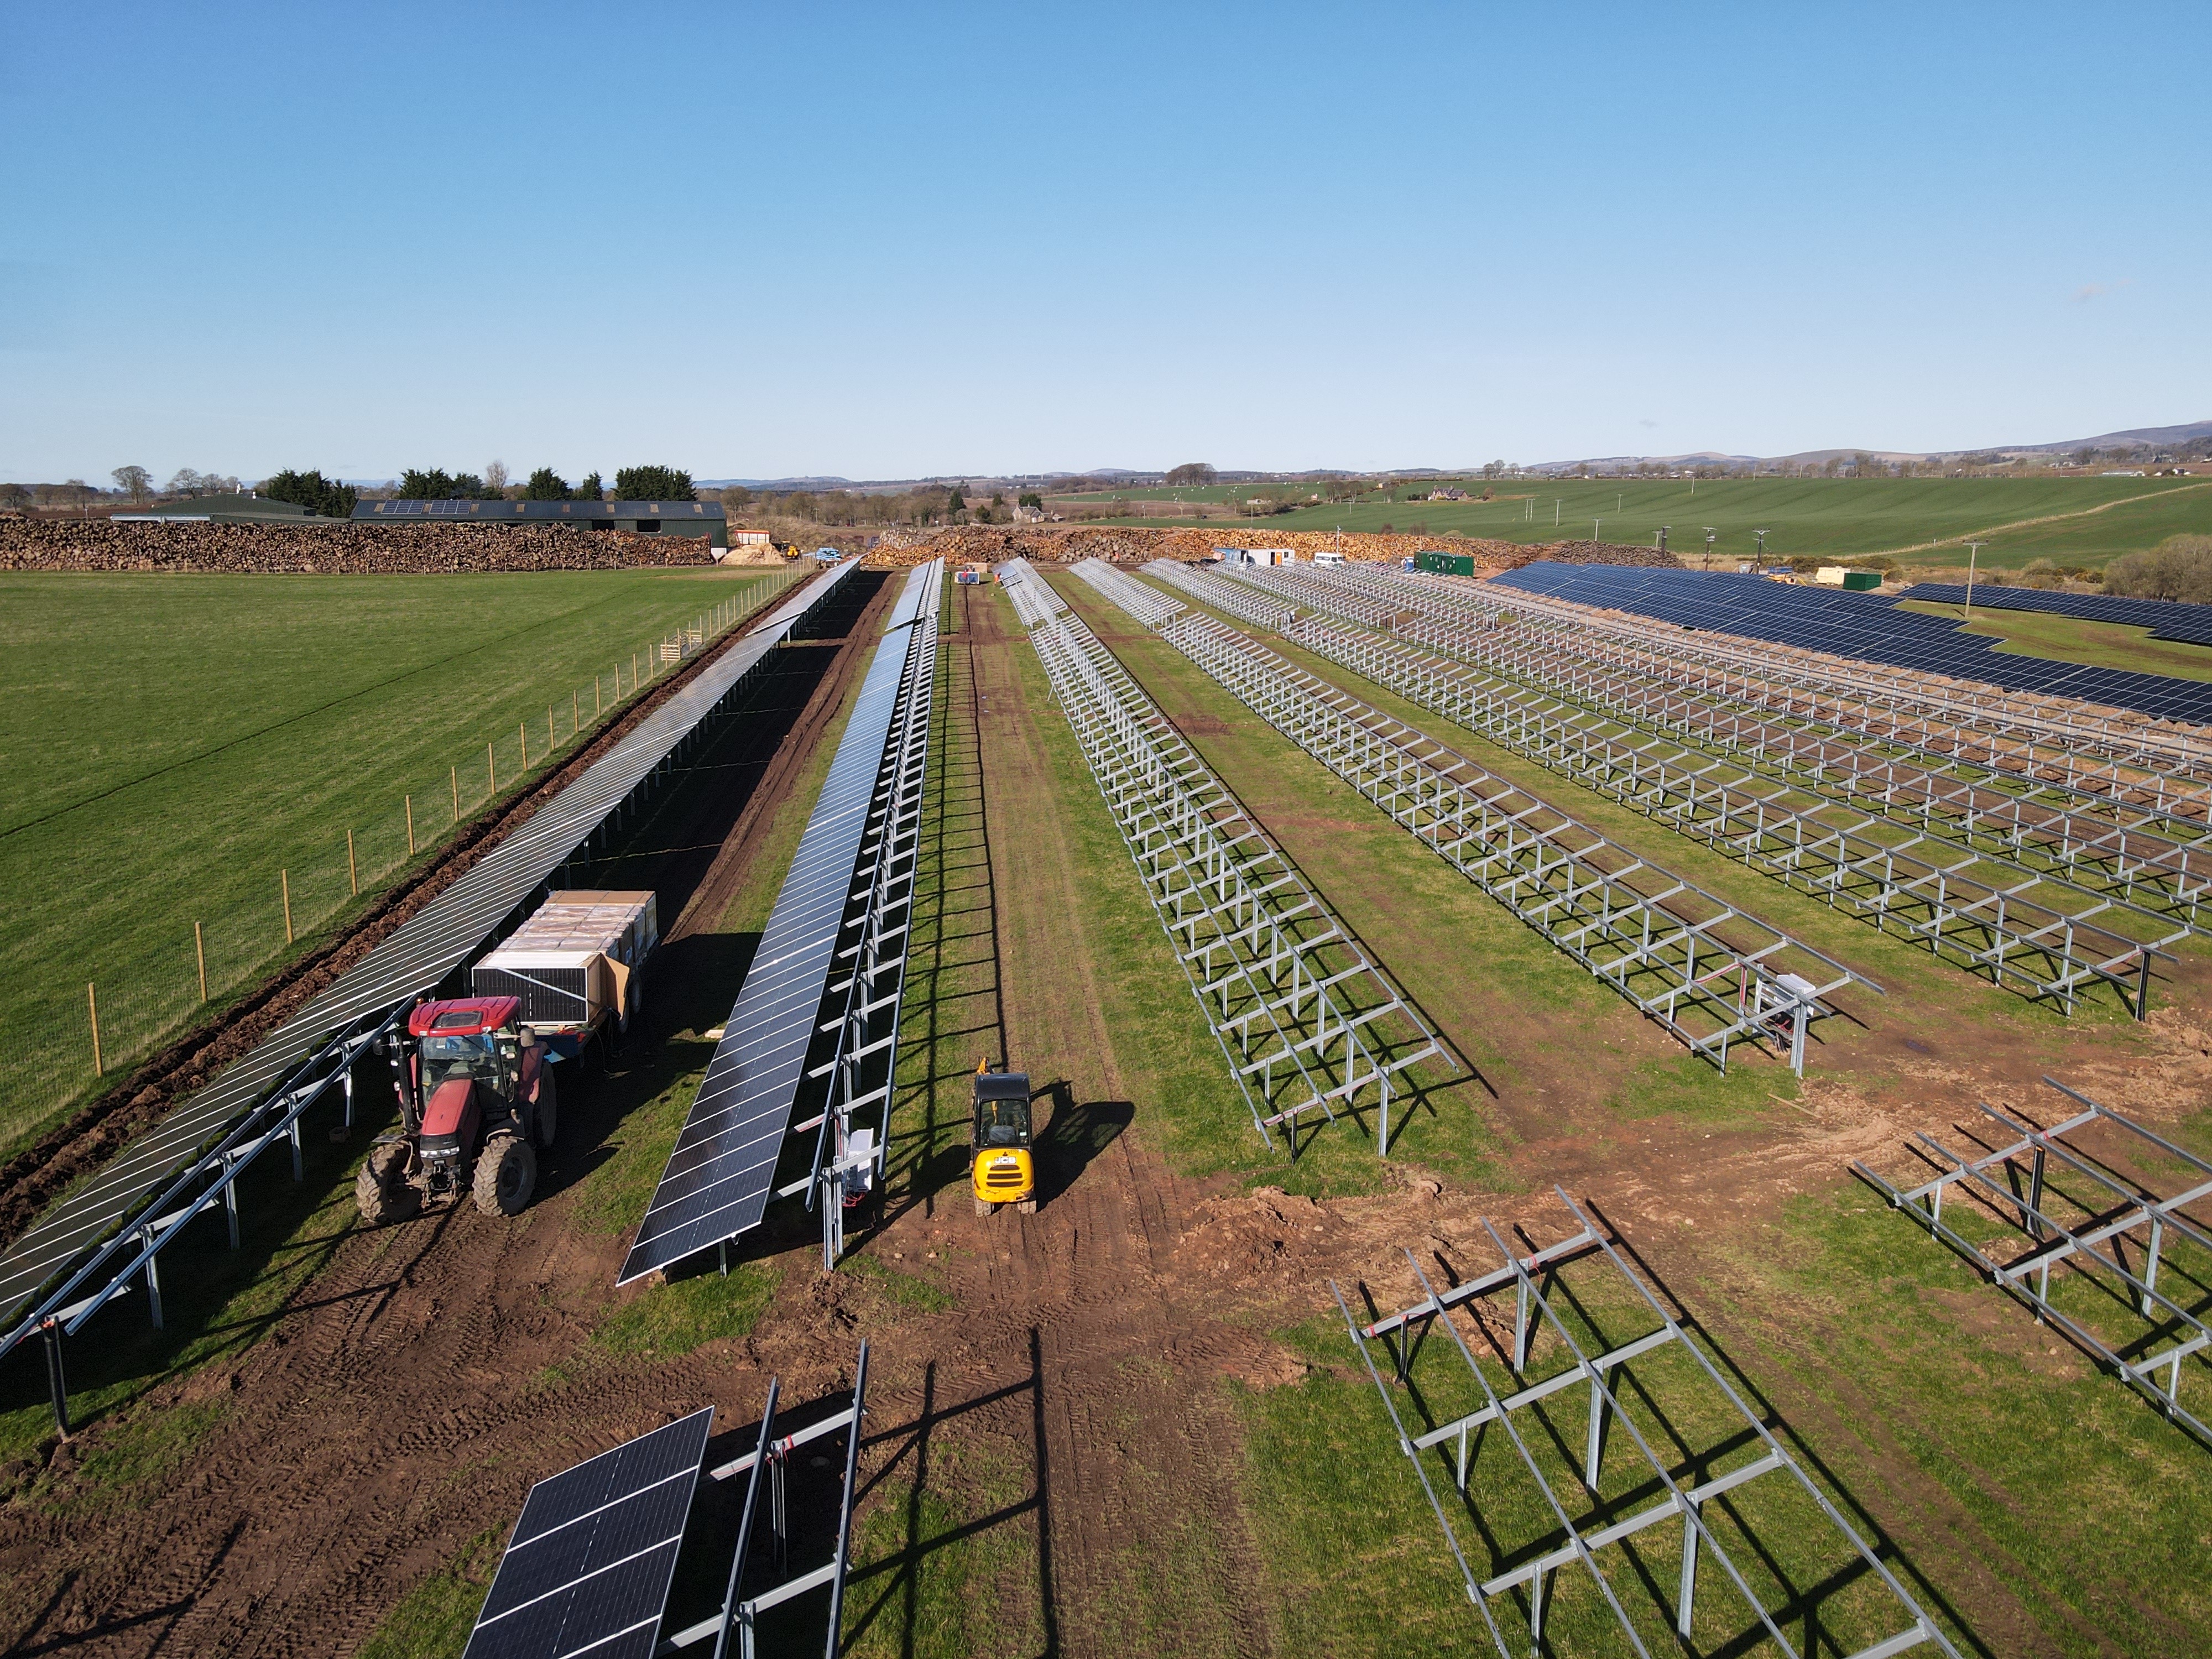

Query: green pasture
<box><xmin>0</xmin><ymin>565</ymin><xmax>795</xmax><ymax>1157</ymax></box>
<box><xmin>1056</xmin><ymin>477</ymin><xmax>2212</xmax><ymax>571</ymax></box>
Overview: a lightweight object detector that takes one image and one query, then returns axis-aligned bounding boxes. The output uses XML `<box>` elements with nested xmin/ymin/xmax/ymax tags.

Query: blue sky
<box><xmin>3</xmin><ymin>1</ymin><xmax>2207</xmax><ymax>482</ymax></box>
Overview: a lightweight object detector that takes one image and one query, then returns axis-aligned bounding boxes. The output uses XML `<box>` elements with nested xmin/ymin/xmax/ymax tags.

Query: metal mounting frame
<box><xmin>797</xmin><ymin>563</ymin><xmax>941</xmax><ymax>1269</ymax></box>
<box><xmin>1464</xmin><ymin>567</ymin><xmax>2212</xmax><ymax>828</ymax></box>
<box><xmin>1855</xmin><ymin>1077</ymin><xmax>2212</xmax><ymax>1449</ymax></box>
<box><xmin>1003</xmin><ymin>560</ymin><xmax>1446</xmax><ymax>1154</ymax></box>
<box><xmin>1199</xmin><ymin>564</ymin><xmax>2167</xmax><ymax>1018</ymax></box>
<box><xmin>660</xmin><ymin>1340</ymin><xmax>872</xmax><ymax>1659</ymax></box>
<box><xmin>1335</xmin><ymin>1190</ymin><xmax>1960</xmax><ymax>1658</ymax></box>
<box><xmin>1093</xmin><ymin>562</ymin><xmax>1872</xmax><ymax>1076</ymax></box>
<box><xmin>1256</xmin><ymin>560</ymin><xmax>2212</xmax><ymax>934</ymax></box>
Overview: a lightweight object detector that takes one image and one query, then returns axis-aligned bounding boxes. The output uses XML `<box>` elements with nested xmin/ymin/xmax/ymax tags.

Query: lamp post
<box><xmin>1964</xmin><ymin>540</ymin><xmax>1985</xmax><ymax>620</ymax></box>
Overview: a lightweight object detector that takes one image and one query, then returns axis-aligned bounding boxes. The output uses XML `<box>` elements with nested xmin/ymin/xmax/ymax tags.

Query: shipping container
<box><xmin>1415</xmin><ymin>549</ymin><xmax>1476</xmax><ymax>577</ymax></box>
<box><xmin>472</xmin><ymin>890</ymin><xmax>659</xmax><ymax>1055</ymax></box>
<box><xmin>1841</xmin><ymin>570</ymin><xmax>1882</xmax><ymax>591</ymax></box>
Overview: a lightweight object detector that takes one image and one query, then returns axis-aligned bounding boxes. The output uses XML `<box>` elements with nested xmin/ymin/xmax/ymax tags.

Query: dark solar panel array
<box><xmin>1896</xmin><ymin>582</ymin><xmax>2212</xmax><ymax>646</ymax></box>
<box><xmin>1491</xmin><ymin>562</ymin><xmax>2212</xmax><ymax>726</ymax></box>
<box><xmin>463</xmin><ymin>1407</ymin><xmax>712</xmax><ymax>1659</ymax></box>
<box><xmin>618</xmin><ymin>564</ymin><xmax>938</xmax><ymax>1284</ymax></box>
<box><xmin>0</xmin><ymin>563</ymin><xmax>856</xmax><ymax>1354</ymax></box>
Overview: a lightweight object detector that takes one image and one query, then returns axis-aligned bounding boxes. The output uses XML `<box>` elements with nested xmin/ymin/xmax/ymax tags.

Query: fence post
<box><xmin>596</xmin><ymin>677</ymin><xmax>602</xmax><ymax>717</ymax></box>
<box><xmin>406</xmin><ymin>794</ymin><xmax>415</xmax><ymax>855</ymax></box>
<box><xmin>195</xmin><ymin>921</ymin><xmax>207</xmax><ymax>1003</ymax></box>
<box><xmin>282</xmin><ymin>869</ymin><xmax>294</xmax><ymax>943</ymax></box>
<box><xmin>549</xmin><ymin>705</ymin><xmax>556</xmax><ymax>753</ymax></box>
<box><xmin>487</xmin><ymin>741</ymin><xmax>495</xmax><ymax>797</ymax></box>
<box><xmin>347</xmin><ymin>828</ymin><xmax>358</xmax><ymax>896</ymax></box>
<box><xmin>451</xmin><ymin>765</ymin><xmax>460</xmax><ymax>822</ymax></box>
<box><xmin>87</xmin><ymin>982</ymin><xmax>102</xmax><ymax>1077</ymax></box>
<box><xmin>519</xmin><ymin>721</ymin><xmax>528</xmax><ymax>770</ymax></box>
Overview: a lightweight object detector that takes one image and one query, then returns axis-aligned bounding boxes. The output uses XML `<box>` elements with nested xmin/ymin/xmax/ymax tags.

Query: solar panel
<box><xmin>1895</xmin><ymin>582</ymin><xmax>2212</xmax><ymax>646</ymax></box>
<box><xmin>0</xmin><ymin>562</ymin><xmax>858</xmax><ymax>1355</ymax></box>
<box><xmin>463</xmin><ymin>1406</ymin><xmax>713</xmax><ymax>1659</ymax></box>
<box><xmin>618</xmin><ymin>564</ymin><xmax>938</xmax><ymax>1283</ymax></box>
<box><xmin>1490</xmin><ymin>562</ymin><xmax>2212</xmax><ymax>724</ymax></box>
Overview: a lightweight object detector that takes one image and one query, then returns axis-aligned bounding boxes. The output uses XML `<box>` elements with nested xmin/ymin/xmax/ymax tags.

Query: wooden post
<box><xmin>195</xmin><ymin>921</ymin><xmax>207</xmax><ymax>1003</ymax></box>
<box><xmin>595</xmin><ymin>677</ymin><xmax>602</xmax><ymax>717</ymax></box>
<box><xmin>405</xmin><ymin>794</ymin><xmax>415</xmax><ymax>854</ymax></box>
<box><xmin>347</xmin><ymin>828</ymin><xmax>358</xmax><ymax>896</ymax></box>
<box><xmin>487</xmin><ymin>741</ymin><xmax>495</xmax><ymax>796</ymax></box>
<box><xmin>451</xmin><ymin>765</ymin><xmax>460</xmax><ymax>822</ymax></box>
<box><xmin>282</xmin><ymin>869</ymin><xmax>294</xmax><ymax>943</ymax></box>
<box><xmin>632</xmin><ymin>652</ymin><xmax>639</xmax><ymax>691</ymax></box>
<box><xmin>549</xmin><ymin>705</ymin><xmax>556</xmax><ymax>753</ymax></box>
<box><xmin>87</xmin><ymin>982</ymin><xmax>102</xmax><ymax>1077</ymax></box>
<box><xmin>519</xmin><ymin>720</ymin><xmax>528</xmax><ymax>769</ymax></box>
<box><xmin>573</xmin><ymin>688</ymin><xmax>580</xmax><ymax>734</ymax></box>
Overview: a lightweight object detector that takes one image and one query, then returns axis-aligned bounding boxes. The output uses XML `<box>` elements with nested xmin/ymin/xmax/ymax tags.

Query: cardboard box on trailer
<box><xmin>472</xmin><ymin>890</ymin><xmax>659</xmax><ymax>1050</ymax></box>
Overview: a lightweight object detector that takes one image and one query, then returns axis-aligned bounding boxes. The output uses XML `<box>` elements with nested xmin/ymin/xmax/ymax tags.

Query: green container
<box><xmin>1841</xmin><ymin>570</ymin><xmax>1882</xmax><ymax>591</ymax></box>
<box><xmin>1416</xmin><ymin>549</ymin><xmax>1475</xmax><ymax>577</ymax></box>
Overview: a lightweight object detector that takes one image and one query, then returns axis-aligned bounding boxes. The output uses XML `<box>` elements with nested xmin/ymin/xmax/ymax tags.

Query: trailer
<box><xmin>470</xmin><ymin>889</ymin><xmax>659</xmax><ymax>1060</ymax></box>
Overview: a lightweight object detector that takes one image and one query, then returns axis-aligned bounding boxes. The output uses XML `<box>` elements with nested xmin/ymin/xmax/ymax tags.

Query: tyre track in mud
<box><xmin>849</xmin><ymin>587</ymin><xmax>1278</xmax><ymax>1657</ymax></box>
<box><xmin>0</xmin><ymin>577</ymin><xmax>899</xmax><ymax>1657</ymax></box>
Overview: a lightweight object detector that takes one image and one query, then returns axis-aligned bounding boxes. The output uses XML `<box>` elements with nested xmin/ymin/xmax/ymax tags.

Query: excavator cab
<box><xmin>969</xmin><ymin>1061</ymin><xmax>1035</xmax><ymax>1216</ymax></box>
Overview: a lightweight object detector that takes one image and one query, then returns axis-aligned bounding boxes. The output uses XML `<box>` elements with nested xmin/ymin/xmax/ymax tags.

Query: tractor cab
<box><xmin>410</xmin><ymin>998</ymin><xmax>524</xmax><ymax>1107</ymax></box>
<box><xmin>969</xmin><ymin>1063</ymin><xmax>1036</xmax><ymax>1215</ymax></box>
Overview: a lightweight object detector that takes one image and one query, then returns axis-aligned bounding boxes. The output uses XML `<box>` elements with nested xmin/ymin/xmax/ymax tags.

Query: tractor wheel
<box><xmin>473</xmin><ymin>1134</ymin><xmax>538</xmax><ymax>1217</ymax></box>
<box><xmin>534</xmin><ymin>1067</ymin><xmax>559</xmax><ymax>1151</ymax></box>
<box><xmin>356</xmin><ymin>1142</ymin><xmax>419</xmax><ymax>1226</ymax></box>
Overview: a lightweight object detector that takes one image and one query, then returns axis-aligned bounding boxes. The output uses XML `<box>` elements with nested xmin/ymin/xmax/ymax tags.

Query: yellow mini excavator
<box><xmin>969</xmin><ymin>1060</ymin><xmax>1036</xmax><ymax>1216</ymax></box>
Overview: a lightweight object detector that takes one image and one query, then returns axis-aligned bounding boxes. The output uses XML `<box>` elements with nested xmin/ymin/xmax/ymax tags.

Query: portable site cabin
<box><xmin>1415</xmin><ymin>548</ymin><xmax>1476</xmax><ymax>577</ymax></box>
<box><xmin>471</xmin><ymin>890</ymin><xmax>660</xmax><ymax>1053</ymax></box>
<box><xmin>1312</xmin><ymin>549</ymin><xmax>1345</xmax><ymax>566</ymax></box>
<box><xmin>1815</xmin><ymin>566</ymin><xmax>1883</xmax><ymax>591</ymax></box>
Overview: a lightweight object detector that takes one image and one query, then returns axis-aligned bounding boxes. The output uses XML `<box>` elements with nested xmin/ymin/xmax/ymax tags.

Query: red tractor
<box><xmin>355</xmin><ymin>996</ymin><xmax>559</xmax><ymax>1224</ymax></box>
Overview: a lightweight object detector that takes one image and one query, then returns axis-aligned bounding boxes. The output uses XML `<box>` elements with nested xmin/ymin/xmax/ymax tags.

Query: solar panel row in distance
<box><xmin>0</xmin><ymin>561</ymin><xmax>856</xmax><ymax>1357</ymax></box>
<box><xmin>463</xmin><ymin>1407</ymin><xmax>712</xmax><ymax>1659</ymax></box>
<box><xmin>1491</xmin><ymin>562</ymin><xmax>2212</xmax><ymax>726</ymax></box>
<box><xmin>618</xmin><ymin>564</ymin><xmax>938</xmax><ymax>1284</ymax></box>
<box><xmin>1895</xmin><ymin>582</ymin><xmax>2212</xmax><ymax>647</ymax></box>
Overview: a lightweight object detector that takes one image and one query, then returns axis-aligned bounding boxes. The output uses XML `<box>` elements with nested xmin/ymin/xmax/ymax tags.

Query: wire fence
<box><xmin>0</xmin><ymin>573</ymin><xmax>795</xmax><ymax>1152</ymax></box>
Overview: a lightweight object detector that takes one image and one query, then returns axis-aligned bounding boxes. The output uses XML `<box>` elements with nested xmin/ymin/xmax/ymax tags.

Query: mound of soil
<box><xmin>0</xmin><ymin>519</ymin><xmax>720</xmax><ymax>574</ymax></box>
<box><xmin>864</xmin><ymin>523</ymin><xmax>1683</xmax><ymax>572</ymax></box>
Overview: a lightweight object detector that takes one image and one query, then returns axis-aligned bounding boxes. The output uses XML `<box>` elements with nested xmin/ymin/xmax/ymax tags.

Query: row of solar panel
<box><xmin>1895</xmin><ymin>582</ymin><xmax>2212</xmax><ymax>646</ymax></box>
<box><xmin>1490</xmin><ymin>562</ymin><xmax>2212</xmax><ymax>726</ymax></box>
<box><xmin>618</xmin><ymin>563</ymin><xmax>941</xmax><ymax>1285</ymax></box>
<box><xmin>0</xmin><ymin>562</ymin><xmax>859</xmax><ymax>1350</ymax></box>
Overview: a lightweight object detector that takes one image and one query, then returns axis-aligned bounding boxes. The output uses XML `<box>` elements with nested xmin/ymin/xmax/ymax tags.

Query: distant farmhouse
<box><xmin>353</xmin><ymin>497</ymin><xmax>729</xmax><ymax>551</ymax></box>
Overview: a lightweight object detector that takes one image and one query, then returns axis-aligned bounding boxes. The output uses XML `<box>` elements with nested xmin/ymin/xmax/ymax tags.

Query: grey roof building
<box><xmin>352</xmin><ymin>497</ymin><xmax>728</xmax><ymax>550</ymax></box>
<box><xmin>115</xmin><ymin>492</ymin><xmax>327</xmax><ymax>525</ymax></box>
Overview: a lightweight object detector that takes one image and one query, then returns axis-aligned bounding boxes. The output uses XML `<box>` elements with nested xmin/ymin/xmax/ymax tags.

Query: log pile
<box><xmin>0</xmin><ymin>519</ymin><xmax>719</xmax><ymax>574</ymax></box>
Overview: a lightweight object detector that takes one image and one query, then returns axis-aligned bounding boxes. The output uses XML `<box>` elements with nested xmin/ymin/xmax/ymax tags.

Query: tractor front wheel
<box><xmin>356</xmin><ymin>1142</ymin><xmax>419</xmax><ymax>1226</ymax></box>
<box><xmin>473</xmin><ymin>1134</ymin><xmax>538</xmax><ymax>1217</ymax></box>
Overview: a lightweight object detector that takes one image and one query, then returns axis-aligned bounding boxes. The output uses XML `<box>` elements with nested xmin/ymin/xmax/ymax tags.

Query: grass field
<box><xmin>1049</xmin><ymin>477</ymin><xmax>2212</xmax><ymax>572</ymax></box>
<box><xmin>0</xmin><ymin>566</ymin><xmax>795</xmax><ymax>1158</ymax></box>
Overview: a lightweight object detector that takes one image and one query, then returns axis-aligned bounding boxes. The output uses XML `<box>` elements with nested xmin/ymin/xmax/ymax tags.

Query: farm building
<box><xmin>115</xmin><ymin>492</ymin><xmax>330</xmax><ymax>525</ymax></box>
<box><xmin>352</xmin><ymin>497</ymin><xmax>729</xmax><ymax>550</ymax></box>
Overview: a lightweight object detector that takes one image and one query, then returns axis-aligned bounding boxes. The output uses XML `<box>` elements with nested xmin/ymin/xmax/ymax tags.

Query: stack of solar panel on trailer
<box><xmin>619</xmin><ymin>563</ymin><xmax>938</xmax><ymax>1283</ymax></box>
<box><xmin>1491</xmin><ymin>561</ymin><xmax>2212</xmax><ymax>725</ymax></box>
<box><xmin>0</xmin><ymin>560</ymin><xmax>858</xmax><ymax>1356</ymax></box>
<box><xmin>1895</xmin><ymin>581</ymin><xmax>2212</xmax><ymax>646</ymax></box>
